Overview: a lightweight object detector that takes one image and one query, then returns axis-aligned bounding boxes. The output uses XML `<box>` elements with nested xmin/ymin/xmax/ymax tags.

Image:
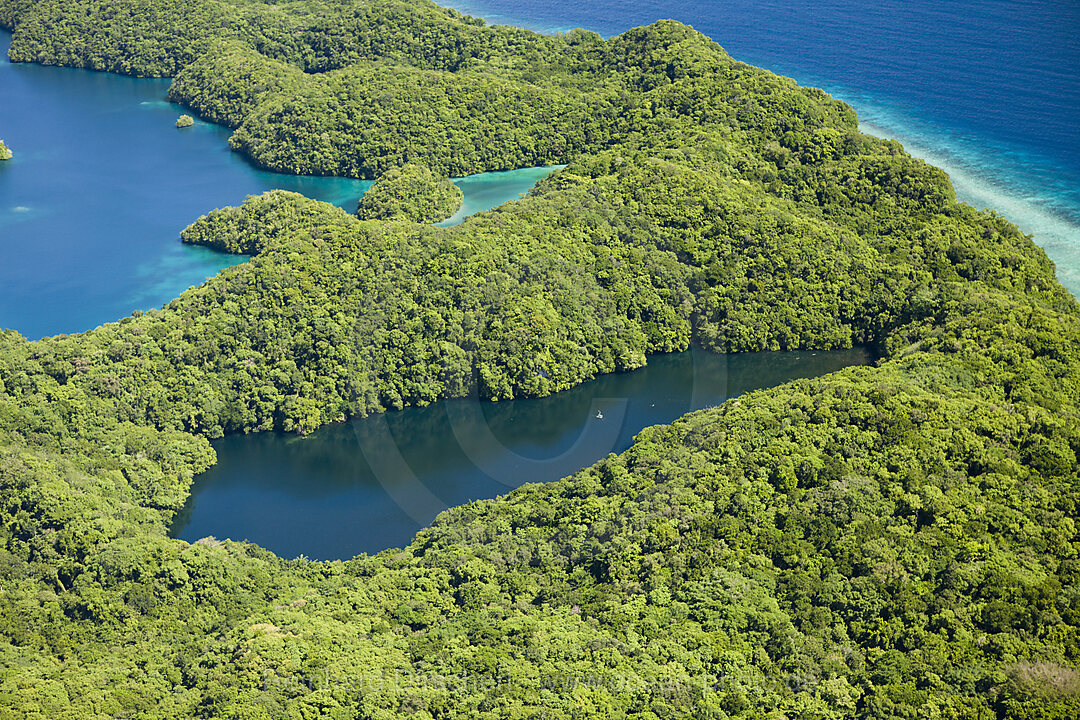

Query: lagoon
<box><xmin>0</xmin><ymin>29</ymin><xmax>555</xmax><ymax>339</ymax></box>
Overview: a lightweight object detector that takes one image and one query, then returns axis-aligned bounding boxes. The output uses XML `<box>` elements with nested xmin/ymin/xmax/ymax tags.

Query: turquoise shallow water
<box><xmin>0</xmin><ymin>30</ymin><xmax>556</xmax><ymax>339</ymax></box>
<box><xmin>444</xmin><ymin>0</ymin><xmax>1080</xmax><ymax>297</ymax></box>
<box><xmin>438</xmin><ymin>166</ymin><xmax>562</xmax><ymax>227</ymax></box>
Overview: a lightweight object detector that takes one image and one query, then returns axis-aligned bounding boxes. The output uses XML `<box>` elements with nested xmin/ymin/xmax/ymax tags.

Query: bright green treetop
<box><xmin>356</xmin><ymin>164</ymin><xmax>464</xmax><ymax>223</ymax></box>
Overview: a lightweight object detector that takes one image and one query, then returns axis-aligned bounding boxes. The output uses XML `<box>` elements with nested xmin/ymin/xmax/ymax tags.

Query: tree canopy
<box><xmin>1</xmin><ymin>1</ymin><xmax>1079</xmax><ymax>718</ymax></box>
<box><xmin>356</xmin><ymin>163</ymin><xmax>464</xmax><ymax>223</ymax></box>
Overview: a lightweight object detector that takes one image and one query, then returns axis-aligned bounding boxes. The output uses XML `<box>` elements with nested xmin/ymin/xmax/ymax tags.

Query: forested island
<box><xmin>0</xmin><ymin>139</ymin><xmax>10</xmax><ymax>160</ymax></box>
<box><xmin>356</xmin><ymin>164</ymin><xmax>464</xmax><ymax>223</ymax></box>
<box><xmin>1</xmin><ymin>1</ymin><xmax>1079</xmax><ymax>718</ymax></box>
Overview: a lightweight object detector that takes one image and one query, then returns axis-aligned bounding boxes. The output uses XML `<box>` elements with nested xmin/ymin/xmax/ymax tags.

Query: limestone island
<box><xmin>356</xmin><ymin>163</ymin><xmax>463</xmax><ymax>223</ymax></box>
<box><xmin>0</xmin><ymin>140</ymin><xmax>12</xmax><ymax>160</ymax></box>
<box><xmin>176</xmin><ymin>114</ymin><xmax>194</xmax><ymax>128</ymax></box>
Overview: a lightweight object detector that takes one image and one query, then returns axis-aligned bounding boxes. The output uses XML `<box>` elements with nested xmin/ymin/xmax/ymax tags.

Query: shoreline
<box><xmin>433</xmin><ymin>1</ymin><xmax>1080</xmax><ymax>299</ymax></box>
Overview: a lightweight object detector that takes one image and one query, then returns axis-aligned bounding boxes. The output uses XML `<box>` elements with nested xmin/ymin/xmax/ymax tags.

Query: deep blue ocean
<box><xmin>448</xmin><ymin>0</ymin><xmax>1080</xmax><ymax>294</ymax></box>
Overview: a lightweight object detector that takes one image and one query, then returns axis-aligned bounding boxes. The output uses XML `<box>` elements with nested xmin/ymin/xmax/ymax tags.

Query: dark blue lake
<box><xmin>171</xmin><ymin>347</ymin><xmax>871</xmax><ymax>559</ymax></box>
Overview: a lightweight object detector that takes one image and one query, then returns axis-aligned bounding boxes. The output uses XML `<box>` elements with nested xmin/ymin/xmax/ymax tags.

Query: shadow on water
<box><xmin>170</xmin><ymin>347</ymin><xmax>871</xmax><ymax>560</ymax></box>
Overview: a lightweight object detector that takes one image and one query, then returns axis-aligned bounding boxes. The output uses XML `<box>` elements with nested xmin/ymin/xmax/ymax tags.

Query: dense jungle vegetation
<box><xmin>0</xmin><ymin>139</ymin><xmax>10</xmax><ymax>160</ymax></box>
<box><xmin>2</xmin><ymin>1</ymin><xmax>1080</xmax><ymax>718</ymax></box>
<box><xmin>355</xmin><ymin>164</ymin><xmax>463</xmax><ymax>223</ymax></box>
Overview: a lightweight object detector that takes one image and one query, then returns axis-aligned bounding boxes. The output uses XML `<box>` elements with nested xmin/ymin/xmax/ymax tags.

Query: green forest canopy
<box><xmin>355</xmin><ymin>163</ymin><xmax>464</xmax><ymax>223</ymax></box>
<box><xmin>1</xmin><ymin>1</ymin><xmax>1079</xmax><ymax>718</ymax></box>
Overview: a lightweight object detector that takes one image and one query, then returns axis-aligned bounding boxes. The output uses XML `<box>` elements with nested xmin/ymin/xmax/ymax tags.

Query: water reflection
<box><xmin>171</xmin><ymin>347</ymin><xmax>870</xmax><ymax>559</ymax></box>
